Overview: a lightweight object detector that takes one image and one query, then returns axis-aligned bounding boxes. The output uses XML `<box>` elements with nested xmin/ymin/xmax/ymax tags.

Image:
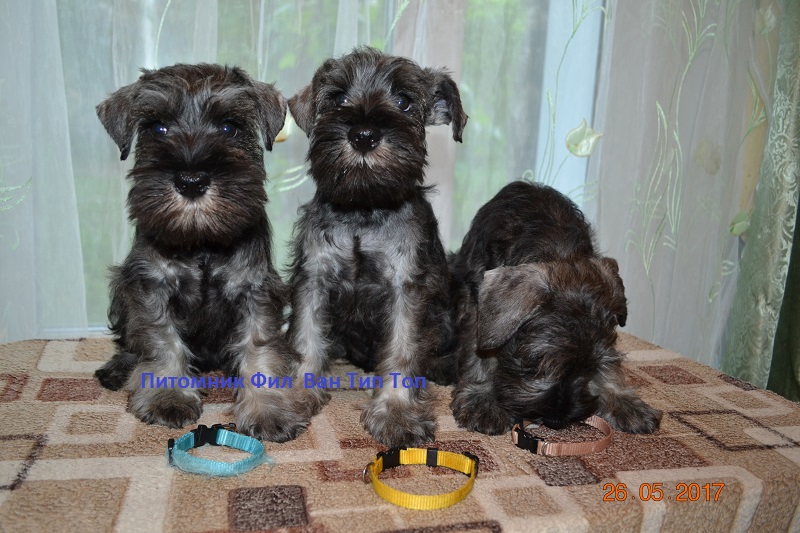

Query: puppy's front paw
<box><xmin>130</xmin><ymin>388</ymin><xmax>202</xmax><ymax>428</ymax></box>
<box><xmin>305</xmin><ymin>386</ymin><xmax>331</xmax><ymax>416</ymax></box>
<box><xmin>361</xmin><ymin>397</ymin><xmax>436</xmax><ymax>448</ymax></box>
<box><xmin>238</xmin><ymin>410</ymin><xmax>309</xmax><ymax>443</ymax></box>
<box><xmin>234</xmin><ymin>389</ymin><xmax>314</xmax><ymax>443</ymax></box>
<box><xmin>604</xmin><ymin>394</ymin><xmax>662</xmax><ymax>434</ymax></box>
<box><xmin>451</xmin><ymin>386</ymin><xmax>512</xmax><ymax>435</ymax></box>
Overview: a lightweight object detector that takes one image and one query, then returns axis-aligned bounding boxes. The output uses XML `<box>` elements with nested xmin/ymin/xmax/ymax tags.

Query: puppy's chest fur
<box><xmin>301</xmin><ymin>202</ymin><xmax>421</xmax><ymax>368</ymax></box>
<box><xmin>125</xmin><ymin>234</ymin><xmax>270</xmax><ymax>368</ymax></box>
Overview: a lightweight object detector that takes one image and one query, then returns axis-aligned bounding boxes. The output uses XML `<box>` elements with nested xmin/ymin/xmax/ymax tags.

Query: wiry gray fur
<box><xmin>287</xmin><ymin>47</ymin><xmax>467</xmax><ymax>447</ymax></box>
<box><xmin>450</xmin><ymin>181</ymin><xmax>662</xmax><ymax>435</ymax></box>
<box><xmin>94</xmin><ymin>63</ymin><xmax>321</xmax><ymax>441</ymax></box>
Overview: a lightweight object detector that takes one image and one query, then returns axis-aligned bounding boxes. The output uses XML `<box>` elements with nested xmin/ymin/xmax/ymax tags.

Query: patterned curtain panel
<box><xmin>724</xmin><ymin>0</ymin><xmax>800</xmax><ymax>398</ymax></box>
<box><xmin>588</xmin><ymin>0</ymin><xmax>784</xmax><ymax>370</ymax></box>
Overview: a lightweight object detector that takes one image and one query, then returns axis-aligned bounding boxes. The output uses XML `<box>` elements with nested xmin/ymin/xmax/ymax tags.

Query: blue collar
<box><xmin>167</xmin><ymin>423</ymin><xmax>272</xmax><ymax>476</ymax></box>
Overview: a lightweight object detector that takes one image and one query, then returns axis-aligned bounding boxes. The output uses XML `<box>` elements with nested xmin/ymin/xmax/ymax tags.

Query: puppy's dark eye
<box><xmin>150</xmin><ymin>122</ymin><xmax>169</xmax><ymax>136</ymax></box>
<box><xmin>334</xmin><ymin>93</ymin><xmax>349</xmax><ymax>107</ymax></box>
<box><xmin>394</xmin><ymin>95</ymin><xmax>412</xmax><ymax>112</ymax></box>
<box><xmin>219</xmin><ymin>121</ymin><xmax>238</xmax><ymax>138</ymax></box>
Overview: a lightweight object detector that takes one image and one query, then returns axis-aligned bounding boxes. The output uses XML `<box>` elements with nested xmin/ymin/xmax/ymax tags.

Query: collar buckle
<box><xmin>192</xmin><ymin>423</ymin><xmax>236</xmax><ymax>448</ymax></box>
<box><xmin>376</xmin><ymin>447</ymin><xmax>406</xmax><ymax>470</ymax></box>
<box><xmin>512</xmin><ymin>423</ymin><xmax>543</xmax><ymax>454</ymax></box>
<box><xmin>462</xmin><ymin>451</ymin><xmax>480</xmax><ymax>476</ymax></box>
<box><xmin>166</xmin><ymin>422</ymin><xmax>269</xmax><ymax>476</ymax></box>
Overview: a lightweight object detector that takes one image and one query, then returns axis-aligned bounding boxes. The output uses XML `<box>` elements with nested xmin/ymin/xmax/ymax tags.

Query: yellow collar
<box><xmin>363</xmin><ymin>447</ymin><xmax>479</xmax><ymax>510</ymax></box>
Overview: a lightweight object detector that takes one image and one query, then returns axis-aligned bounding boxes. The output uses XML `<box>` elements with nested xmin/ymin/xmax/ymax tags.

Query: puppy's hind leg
<box><xmin>591</xmin><ymin>365</ymin><xmax>662</xmax><ymax>434</ymax></box>
<box><xmin>97</xmin><ymin>275</ymin><xmax>139</xmax><ymax>391</ymax></box>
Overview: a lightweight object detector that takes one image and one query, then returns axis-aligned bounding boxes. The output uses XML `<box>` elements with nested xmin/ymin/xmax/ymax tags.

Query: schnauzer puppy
<box><xmin>286</xmin><ymin>47</ymin><xmax>467</xmax><ymax>447</ymax></box>
<box><xmin>450</xmin><ymin>181</ymin><xmax>661</xmax><ymax>435</ymax></box>
<box><xmin>94</xmin><ymin>63</ymin><xmax>318</xmax><ymax>441</ymax></box>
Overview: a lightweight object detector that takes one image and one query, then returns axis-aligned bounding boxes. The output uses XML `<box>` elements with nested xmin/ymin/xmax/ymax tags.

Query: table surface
<box><xmin>1</xmin><ymin>333</ymin><xmax>799</xmax><ymax>532</ymax></box>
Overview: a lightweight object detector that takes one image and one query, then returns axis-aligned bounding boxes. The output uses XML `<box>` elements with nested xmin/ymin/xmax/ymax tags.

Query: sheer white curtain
<box><xmin>0</xmin><ymin>1</ymin><xmax>87</xmax><ymax>340</ymax></box>
<box><xmin>2</xmin><ymin>0</ymin><xmax>594</xmax><ymax>342</ymax></box>
<box><xmin>587</xmin><ymin>0</ymin><xmax>780</xmax><ymax>367</ymax></box>
<box><xmin>450</xmin><ymin>1</ymin><xmax>603</xmax><ymax>250</ymax></box>
<box><xmin>392</xmin><ymin>0</ymin><xmax>465</xmax><ymax>246</ymax></box>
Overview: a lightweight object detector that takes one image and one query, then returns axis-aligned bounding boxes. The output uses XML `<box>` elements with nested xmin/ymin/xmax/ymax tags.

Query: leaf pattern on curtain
<box><xmin>723</xmin><ymin>0</ymin><xmax>800</xmax><ymax>389</ymax></box>
<box><xmin>627</xmin><ymin>0</ymin><xmax>747</xmax><ymax>338</ymax></box>
<box><xmin>589</xmin><ymin>0</ymin><xmax>781</xmax><ymax>368</ymax></box>
<box><xmin>532</xmin><ymin>0</ymin><xmax>605</xmax><ymax>193</ymax></box>
<box><xmin>0</xmin><ymin>180</ymin><xmax>31</xmax><ymax>249</ymax></box>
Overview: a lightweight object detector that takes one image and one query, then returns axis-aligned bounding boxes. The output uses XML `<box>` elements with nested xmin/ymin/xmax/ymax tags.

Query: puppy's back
<box><xmin>456</xmin><ymin>180</ymin><xmax>595</xmax><ymax>276</ymax></box>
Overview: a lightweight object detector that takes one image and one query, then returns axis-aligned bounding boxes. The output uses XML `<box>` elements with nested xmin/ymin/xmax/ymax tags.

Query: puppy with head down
<box><xmin>450</xmin><ymin>181</ymin><xmax>661</xmax><ymax>435</ymax></box>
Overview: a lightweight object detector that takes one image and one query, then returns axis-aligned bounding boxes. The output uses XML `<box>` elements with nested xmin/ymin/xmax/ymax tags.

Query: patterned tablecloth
<box><xmin>1</xmin><ymin>333</ymin><xmax>799</xmax><ymax>532</ymax></box>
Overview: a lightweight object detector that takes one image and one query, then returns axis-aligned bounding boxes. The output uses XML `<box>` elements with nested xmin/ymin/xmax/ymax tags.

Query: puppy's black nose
<box><xmin>348</xmin><ymin>126</ymin><xmax>381</xmax><ymax>153</ymax></box>
<box><xmin>174</xmin><ymin>172</ymin><xmax>210</xmax><ymax>199</ymax></box>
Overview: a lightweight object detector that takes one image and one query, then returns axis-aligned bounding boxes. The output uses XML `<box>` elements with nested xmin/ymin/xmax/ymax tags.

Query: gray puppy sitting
<box><xmin>94</xmin><ymin>63</ymin><xmax>320</xmax><ymax>442</ymax></box>
<box><xmin>286</xmin><ymin>47</ymin><xmax>467</xmax><ymax>448</ymax></box>
<box><xmin>450</xmin><ymin>181</ymin><xmax>662</xmax><ymax>435</ymax></box>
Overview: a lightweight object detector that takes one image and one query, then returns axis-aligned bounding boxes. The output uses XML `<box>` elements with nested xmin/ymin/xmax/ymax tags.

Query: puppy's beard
<box><xmin>335</xmin><ymin>150</ymin><xmax>385</xmax><ymax>183</ymax></box>
<box><xmin>132</xmin><ymin>180</ymin><xmax>264</xmax><ymax>247</ymax></box>
<box><xmin>173</xmin><ymin>188</ymin><xmax>218</xmax><ymax>231</ymax></box>
<box><xmin>312</xmin><ymin>140</ymin><xmax>424</xmax><ymax>210</ymax></box>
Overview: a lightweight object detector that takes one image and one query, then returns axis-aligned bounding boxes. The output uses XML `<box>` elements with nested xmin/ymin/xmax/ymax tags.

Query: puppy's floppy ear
<box><xmin>97</xmin><ymin>79</ymin><xmax>144</xmax><ymax>161</ymax></box>
<box><xmin>595</xmin><ymin>257</ymin><xmax>628</xmax><ymax>327</ymax></box>
<box><xmin>425</xmin><ymin>68</ymin><xmax>468</xmax><ymax>142</ymax></box>
<box><xmin>477</xmin><ymin>264</ymin><xmax>549</xmax><ymax>351</ymax></box>
<box><xmin>288</xmin><ymin>83</ymin><xmax>315</xmax><ymax>135</ymax></box>
<box><xmin>290</xmin><ymin>58</ymin><xmax>341</xmax><ymax>135</ymax></box>
<box><xmin>252</xmin><ymin>81</ymin><xmax>287</xmax><ymax>151</ymax></box>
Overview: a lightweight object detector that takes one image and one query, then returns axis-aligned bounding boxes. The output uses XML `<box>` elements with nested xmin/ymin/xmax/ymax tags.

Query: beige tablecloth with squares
<box><xmin>1</xmin><ymin>333</ymin><xmax>799</xmax><ymax>532</ymax></box>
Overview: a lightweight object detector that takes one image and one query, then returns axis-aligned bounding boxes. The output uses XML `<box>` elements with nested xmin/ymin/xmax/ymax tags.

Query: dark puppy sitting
<box><xmin>450</xmin><ymin>181</ymin><xmax>661</xmax><ymax>435</ymax></box>
<box><xmin>94</xmin><ymin>64</ymin><xmax>318</xmax><ymax>441</ymax></box>
<box><xmin>287</xmin><ymin>47</ymin><xmax>467</xmax><ymax>447</ymax></box>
